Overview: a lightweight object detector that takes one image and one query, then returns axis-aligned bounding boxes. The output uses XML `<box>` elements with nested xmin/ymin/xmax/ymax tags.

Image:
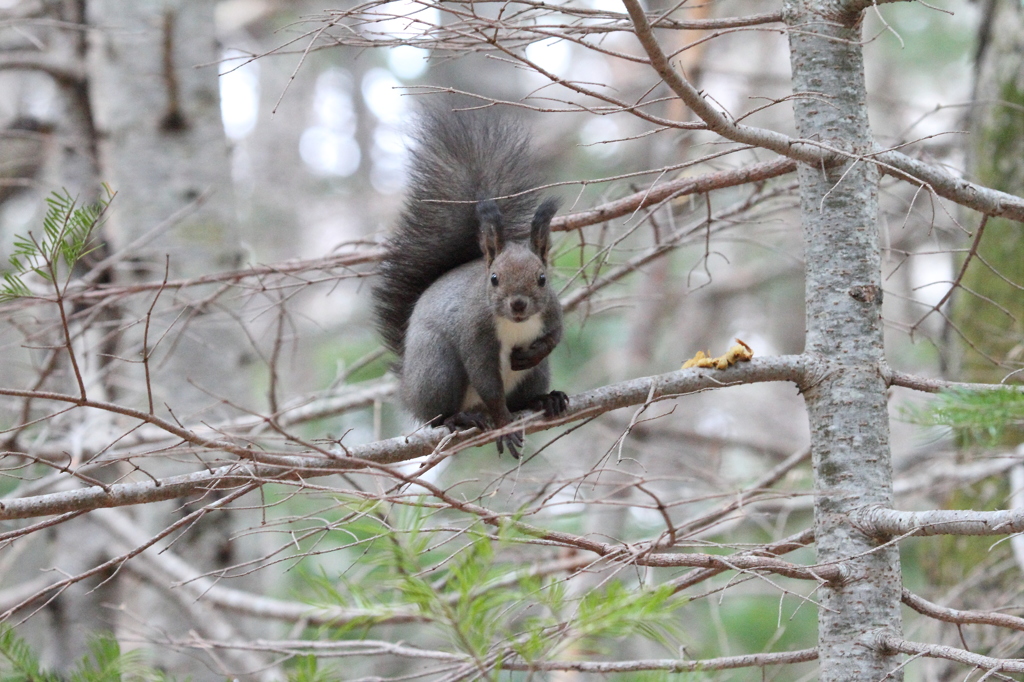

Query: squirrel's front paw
<box><xmin>510</xmin><ymin>345</ymin><xmax>541</xmax><ymax>371</ymax></box>
<box><xmin>511</xmin><ymin>335</ymin><xmax>557</xmax><ymax>370</ymax></box>
<box><xmin>529</xmin><ymin>390</ymin><xmax>569</xmax><ymax>418</ymax></box>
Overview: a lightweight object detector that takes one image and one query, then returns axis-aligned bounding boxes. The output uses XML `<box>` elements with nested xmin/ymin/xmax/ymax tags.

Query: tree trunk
<box><xmin>785</xmin><ymin>2</ymin><xmax>903</xmax><ymax>679</ymax></box>
<box><xmin>83</xmin><ymin>0</ymin><xmax>268</xmax><ymax>676</ymax></box>
<box><xmin>37</xmin><ymin>0</ymin><xmax>112</xmax><ymax>670</ymax></box>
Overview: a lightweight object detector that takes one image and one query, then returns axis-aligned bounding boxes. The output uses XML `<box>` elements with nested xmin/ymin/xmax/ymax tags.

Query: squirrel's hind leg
<box><xmin>443</xmin><ymin>410</ymin><xmax>489</xmax><ymax>432</ymax></box>
<box><xmin>443</xmin><ymin>411</ymin><xmax>525</xmax><ymax>459</ymax></box>
<box><xmin>400</xmin><ymin>330</ymin><xmax>470</xmax><ymax>427</ymax></box>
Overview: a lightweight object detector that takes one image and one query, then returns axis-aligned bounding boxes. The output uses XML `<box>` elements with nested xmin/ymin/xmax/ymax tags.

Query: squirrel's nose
<box><xmin>510</xmin><ymin>298</ymin><xmax>527</xmax><ymax>314</ymax></box>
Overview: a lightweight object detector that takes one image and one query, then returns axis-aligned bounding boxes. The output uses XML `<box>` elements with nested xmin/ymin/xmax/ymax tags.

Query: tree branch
<box><xmin>667</xmin><ymin>527</ymin><xmax>816</xmax><ymax>592</ymax></box>
<box><xmin>901</xmin><ymin>589</ymin><xmax>1024</xmax><ymax>632</ymax></box>
<box><xmin>343</xmin><ymin>452</ymin><xmax>845</xmax><ymax>582</ymax></box>
<box><xmin>884</xmin><ymin>367</ymin><xmax>1024</xmax><ymax>394</ymax></box>
<box><xmin>0</xmin><ymin>485</ymin><xmax>256</xmax><ymax>620</ymax></box>
<box><xmin>854</xmin><ymin>505</ymin><xmax>1024</xmax><ymax>537</ymax></box>
<box><xmin>0</xmin><ymin>356</ymin><xmax>809</xmax><ymax>520</ymax></box>
<box><xmin>552</xmin><ymin>156</ymin><xmax>797</xmax><ymax>232</ymax></box>
<box><xmin>873</xmin><ymin>634</ymin><xmax>1024</xmax><ymax>674</ymax></box>
<box><xmin>92</xmin><ymin>507</ymin><xmax>424</xmax><ymax>627</ymax></box>
<box><xmin>621</xmin><ymin>0</ymin><xmax>825</xmax><ymax>165</ymax></box>
<box><xmin>0</xmin><ymin>51</ymin><xmax>84</xmax><ymax>83</ymax></box>
<box><xmin>875</xmin><ymin>147</ymin><xmax>1024</xmax><ymax>223</ymax></box>
<box><xmin>499</xmin><ymin>648</ymin><xmax>818</xmax><ymax>672</ymax></box>
<box><xmin>176</xmin><ymin>636</ymin><xmax>818</xmax><ymax>671</ymax></box>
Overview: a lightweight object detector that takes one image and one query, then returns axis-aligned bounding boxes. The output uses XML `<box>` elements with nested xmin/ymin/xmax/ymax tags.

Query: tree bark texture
<box><xmin>784</xmin><ymin>2</ymin><xmax>903</xmax><ymax>679</ymax></box>
<box><xmin>82</xmin><ymin>1</ymin><xmax>266</xmax><ymax>676</ymax></box>
<box><xmin>31</xmin><ymin>1</ymin><xmax>111</xmax><ymax>670</ymax></box>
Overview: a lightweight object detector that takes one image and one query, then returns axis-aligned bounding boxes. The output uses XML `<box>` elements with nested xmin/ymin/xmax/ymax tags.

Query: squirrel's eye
<box><xmin>490</xmin><ymin>273</ymin><xmax>499</xmax><ymax>286</ymax></box>
<box><xmin>538</xmin><ymin>273</ymin><xmax>547</xmax><ymax>287</ymax></box>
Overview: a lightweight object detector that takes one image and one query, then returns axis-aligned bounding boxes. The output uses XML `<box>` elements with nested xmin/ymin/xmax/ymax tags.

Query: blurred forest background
<box><xmin>1</xmin><ymin>0</ymin><xmax>1023</xmax><ymax>680</ymax></box>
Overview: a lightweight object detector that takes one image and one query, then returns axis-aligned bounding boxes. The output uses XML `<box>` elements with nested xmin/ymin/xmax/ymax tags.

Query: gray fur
<box><xmin>372</xmin><ymin>104</ymin><xmax>567</xmax><ymax>455</ymax></box>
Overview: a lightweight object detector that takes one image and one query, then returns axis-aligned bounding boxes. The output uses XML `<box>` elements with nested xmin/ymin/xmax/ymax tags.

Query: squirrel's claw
<box><xmin>530</xmin><ymin>390</ymin><xmax>569</xmax><ymax>418</ymax></box>
<box><xmin>497</xmin><ymin>431</ymin><xmax>525</xmax><ymax>459</ymax></box>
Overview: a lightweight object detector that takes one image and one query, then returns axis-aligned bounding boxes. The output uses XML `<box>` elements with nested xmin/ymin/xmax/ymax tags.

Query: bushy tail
<box><xmin>372</xmin><ymin>104</ymin><xmax>544</xmax><ymax>358</ymax></box>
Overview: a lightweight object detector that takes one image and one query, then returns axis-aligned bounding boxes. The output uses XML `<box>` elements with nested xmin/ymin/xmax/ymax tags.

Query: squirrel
<box><xmin>372</xmin><ymin>104</ymin><xmax>568</xmax><ymax>458</ymax></box>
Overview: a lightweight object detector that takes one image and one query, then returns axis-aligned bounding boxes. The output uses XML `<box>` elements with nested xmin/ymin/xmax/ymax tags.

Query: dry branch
<box><xmin>176</xmin><ymin>636</ymin><xmax>818</xmax><ymax>671</ymax></box>
<box><xmin>553</xmin><ymin>156</ymin><xmax>798</xmax><ymax>231</ymax></box>
<box><xmin>885</xmin><ymin>367</ymin><xmax>1024</xmax><ymax>394</ymax></box>
<box><xmin>854</xmin><ymin>505</ymin><xmax>1024</xmax><ymax>537</ymax></box>
<box><xmin>874</xmin><ymin>635</ymin><xmax>1024</xmax><ymax>674</ymax></box>
<box><xmin>0</xmin><ymin>355</ymin><xmax>809</xmax><ymax>520</ymax></box>
<box><xmin>902</xmin><ymin>589</ymin><xmax>1024</xmax><ymax>632</ymax></box>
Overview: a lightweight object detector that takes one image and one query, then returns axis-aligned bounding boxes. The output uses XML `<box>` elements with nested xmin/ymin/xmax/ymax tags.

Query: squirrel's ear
<box><xmin>477</xmin><ymin>200</ymin><xmax>504</xmax><ymax>265</ymax></box>
<box><xmin>530</xmin><ymin>197</ymin><xmax>559</xmax><ymax>263</ymax></box>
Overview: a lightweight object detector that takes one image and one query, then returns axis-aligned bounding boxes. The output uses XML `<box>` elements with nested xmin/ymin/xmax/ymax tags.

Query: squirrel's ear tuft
<box><xmin>477</xmin><ymin>199</ymin><xmax>505</xmax><ymax>265</ymax></box>
<box><xmin>530</xmin><ymin>197</ymin><xmax>559</xmax><ymax>263</ymax></box>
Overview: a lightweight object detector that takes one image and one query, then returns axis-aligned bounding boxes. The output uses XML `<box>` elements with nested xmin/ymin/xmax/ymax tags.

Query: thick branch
<box><xmin>874</xmin><ymin>635</ymin><xmax>1024</xmax><ymax>673</ymax></box>
<box><xmin>552</xmin><ymin>156</ymin><xmax>797</xmax><ymax>232</ymax></box>
<box><xmin>876</xmin><ymin>148</ymin><xmax>1024</xmax><ymax>223</ymax></box>
<box><xmin>0</xmin><ymin>51</ymin><xmax>84</xmax><ymax>83</ymax></box>
<box><xmin>0</xmin><ymin>356</ymin><xmax>808</xmax><ymax>520</ymax></box>
<box><xmin>854</xmin><ymin>505</ymin><xmax>1024</xmax><ymax>537</ymax></box>
<box><xmin>885</xmin><ymin>367</ymin><xmax>1024</xmax><ymax>394</ymax></box>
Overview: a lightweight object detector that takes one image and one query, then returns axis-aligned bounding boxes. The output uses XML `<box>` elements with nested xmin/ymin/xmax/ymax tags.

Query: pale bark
<box><xmin>785</xmin><ymin>1</ymin><xmax>902</xmax><ymax>679</ymax></box>
<box><xmin>855</xmin><ymin>505</ymin><xmax>1024</xmax><ymax>537</ymax></box>
<box><xmin>152</xmin><ymin>640</ymin><xmax>820</xmax><ymax>672</ymax></box>
<box><xmin>875</xmin><ymin>635</ymin><xmax>1024</xmax><ymax>674</ymax></box>
<box><xmin>82</xmin><ymin>0</ymin><xmax>268</xmax><ymax>677</ymax></box>
<box><xmin>32</xmin><ymin>1</ymin><xmax>112</xmax><ymax>669</ymax></box>
<box><xmin>0</xmin><ymin>356</ymin><xmax>810</xmax><ymax>521</ymax></box>
<box><xmin>902</xmin><ymin>588</ymin><xmax>1024</xmax><ymax>632</ymax></box>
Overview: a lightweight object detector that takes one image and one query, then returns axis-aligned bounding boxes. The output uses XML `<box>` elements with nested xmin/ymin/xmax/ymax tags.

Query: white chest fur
<box><xmin>461</xmin><ymin>314</ymin><xmax>544</xmax><ymax>410</ymax></box>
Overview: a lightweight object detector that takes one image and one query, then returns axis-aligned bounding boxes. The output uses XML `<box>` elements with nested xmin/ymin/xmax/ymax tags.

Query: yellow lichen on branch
<box><xmin>682</xmin><ymin>339</ymin><xmax>754</xmax><ymax>370</ymax></box>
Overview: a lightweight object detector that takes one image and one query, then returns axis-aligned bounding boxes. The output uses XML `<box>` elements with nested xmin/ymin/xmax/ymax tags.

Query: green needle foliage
<box><xmin>904</xmin><ymin>387</ymin><xmax>1024</xmax><ymax>445</ymax></box>
<box><xmin>1</xmin><ymin>185</ymin><xmax>113</xmax><ymax>303</ymax></box>
<box><xmin>0</xmin><ymin>624</ymin><xmax>165</xmax><ymax>682</ymax></box>
<box><xmin>302</xmin><ymin>499</ymin><xmax>687</xmax><ymax>673</ymax></box>
<box><xmin>286</xmin><ymin>656</ymin><xmax>334</xmax><ymax>682</ymax></box>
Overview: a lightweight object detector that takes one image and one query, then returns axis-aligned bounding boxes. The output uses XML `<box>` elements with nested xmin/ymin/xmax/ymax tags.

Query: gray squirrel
<box><xmin>372</xmin><ymin>105</ymin><xmax>568</xmax><ymax>457</ymax></box>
